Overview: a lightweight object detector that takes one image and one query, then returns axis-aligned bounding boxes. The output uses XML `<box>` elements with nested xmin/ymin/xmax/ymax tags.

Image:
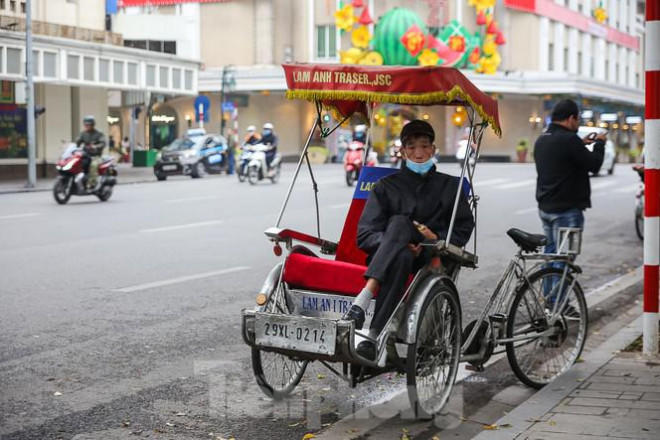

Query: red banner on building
<box><xmin>118</xmin><ymin>0</ymin><xmax>230</xmax><ymax>7</ymax></box>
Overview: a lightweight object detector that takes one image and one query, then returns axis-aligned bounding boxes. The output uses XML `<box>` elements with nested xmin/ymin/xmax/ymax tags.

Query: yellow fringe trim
<box><xmin>286</xmin><ymin>86</ymin><xmax>502</xmax><ymax>137</ymax></box>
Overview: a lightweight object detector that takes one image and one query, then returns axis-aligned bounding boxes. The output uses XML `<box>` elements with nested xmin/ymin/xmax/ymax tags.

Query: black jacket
<box><xmin>357</xmin><ymin>165</ymin><xmax>475</xmax><ymax>253</ymax></box>
<box><xmin>534</xmin><ymin>123</ymin><xmax>605</xmax><ymax>213</ymax></box>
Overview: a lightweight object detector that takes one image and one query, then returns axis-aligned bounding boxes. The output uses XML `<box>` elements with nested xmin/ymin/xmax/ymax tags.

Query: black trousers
<box><xmin>364</xmin><ymin>215</ymin><xmax>426</xmax><ymax>333</ymax></box>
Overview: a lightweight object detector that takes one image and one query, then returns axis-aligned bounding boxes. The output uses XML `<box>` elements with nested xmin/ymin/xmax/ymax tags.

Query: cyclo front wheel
<box><xmin>506</xmin><ymin>266</ymin><xmax>587</xmax><ymax>389</ymax></box>
<box><xmin>406</xmin><ymin>283</ymin><xmax>461</xmax><ymax>419</ymax></box>
<box><xmin>251</xmin><ymin>288</ymin><xmax>308</xmax><ymax>400</ymax></box>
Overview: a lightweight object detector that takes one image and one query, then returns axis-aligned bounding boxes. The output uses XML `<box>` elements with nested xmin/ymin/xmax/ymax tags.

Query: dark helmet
<box><xmin>83</xmin><ymin>115</ymin><xmax>96</xmax><ymax>126</ymax></box>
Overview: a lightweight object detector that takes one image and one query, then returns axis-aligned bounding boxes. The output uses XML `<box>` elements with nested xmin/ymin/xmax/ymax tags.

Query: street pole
<box><xmin>26</xmin><ymin>0</ymin><xmax>36</xmax><ymax>187</ymax></box>
<box><xmin>220</xmin><ymin>66</ymin><xmax>226</xmax><ymax>136</ymax></box>
<box><xmin>644</xmin><ymin>0</ymin><xmax>660</xmax><ymax>356</ymax></box>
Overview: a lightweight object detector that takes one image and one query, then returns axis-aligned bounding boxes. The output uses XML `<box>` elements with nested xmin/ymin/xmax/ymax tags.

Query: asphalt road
<box><xmin>0</xmin><ymin>162</ymin><xmax>643</xmax><ymax>440</ymax></box>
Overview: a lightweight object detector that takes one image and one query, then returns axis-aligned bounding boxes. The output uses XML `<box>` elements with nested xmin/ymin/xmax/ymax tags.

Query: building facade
<box><xmin>112</xmin><ymin>0</ymin><xmax>644</xmax><ymax>160</ymax></box>
<box><xmin>0</xmin><ymin>0</ymin><xmax>200</xmax><ymax>179</ymax></box>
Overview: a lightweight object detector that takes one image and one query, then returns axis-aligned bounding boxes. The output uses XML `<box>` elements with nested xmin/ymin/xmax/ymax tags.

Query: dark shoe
<box><xmin>356</xmin><ymin>339</ymin><xmax>376</xmax><ymax>361</ymax></box>
<box><xmin>344</xmin><ymin>305</ymin><xmax>365</xmax><ymax>330</ymax></box>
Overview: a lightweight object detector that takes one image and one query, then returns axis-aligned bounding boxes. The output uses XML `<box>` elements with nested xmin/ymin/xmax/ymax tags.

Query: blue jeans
<box><xmin>539</xmin><ymin>208</ymin><xmax>584</xmax><ymax>304</ymax></box>
<box><xmin>539</xmin><ymin>208</ymin><xmax>584</xmax><ymax>255</ymax></box>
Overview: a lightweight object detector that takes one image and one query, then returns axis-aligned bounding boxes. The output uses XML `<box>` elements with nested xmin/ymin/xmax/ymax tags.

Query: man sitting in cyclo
<box><xmin>343</xmin><ymin>120</ymin><xmax>475</xmax><ymax>360</ymax></box>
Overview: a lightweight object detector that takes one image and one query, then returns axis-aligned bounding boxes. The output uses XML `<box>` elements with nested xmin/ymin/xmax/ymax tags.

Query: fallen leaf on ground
<box><xmin>53</xmin><ymin>391</ymin><xmax>62</xmax><ymax>396</ymax></box>
<box><xmin>289</xmin><ymin>421</ymin><xmax>304</xmax><ymax>427</ymax></box>
<box><xmin>302</xmin><ymin>434</ymin><xmax>316</xmax><ymax>439</ymax></box>
<box><xmin>483</xmin><ymin>424</ymin><xmax>499</xmax><ymax>430</ymax></box>
<box><xmin>122</xmin><ymin>421</ymin><xmax>130</xmax><ymax>427</ymax></box>
<box><xmin>317</xmin><ymin>374</ymin><xmax>326</xmax><ymax>380</ymax></box>
<box><xmin>549</xmin><ymin>421</ymin><xmax>557</xmax><ymax>426</ymax></box>
<box><xmin>165</xmin><ymin>422</ymin><xmax>176</xmax><ymax>427</ymax></box>
<box><xmin>175</xmin><ymin>412</ymin><xmax>187</xmax><ymax>416</ymax></box>
<box><xmin>500</xmin><ymin>423</ymin><xmax>512</xmax><ymax>428</ymax></box>
<box><xmin>347</xmin><ymin>429</ymin><xmax>360</xmax><ymax>433</ymax></box>
<box><xmin>153</xmin><ymin>428</ymin><xmax>165</xmax><ymax>433</ymax></box>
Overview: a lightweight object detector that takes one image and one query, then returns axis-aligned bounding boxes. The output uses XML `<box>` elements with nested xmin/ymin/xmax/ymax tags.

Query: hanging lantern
<box><xmin>452</xmin><ymin>109</ymin><xmax>465</xmax><ymax>127</ymax></box>
<box><xmin>358</xmin><ymin>6</ymin><xmax>373</xmax><ymax>25</ymax></box>
<box><xmin>495</xmin><ymin>31</ymin><xmax>506</xmax><ymax>45</ymax></box>
<box><xmin>476</xmin><ymin>10</ymin><xmax>487</xmax><ymax>25</ymax></box>
<box><xmin>486</xmin><ymin>19</ymin><xmax>499</xmax><ymax>35</ymax></box>
<box><xmin>352</xmin><ymin>0</ymin><xmax>364</xmax><ymax>8</ymax></box>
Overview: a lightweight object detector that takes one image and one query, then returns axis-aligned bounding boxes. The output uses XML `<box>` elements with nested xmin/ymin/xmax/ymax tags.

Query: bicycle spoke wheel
<box><xmin>506</xmin><ymin>267</ymin><xmax>587</xmax><ymax>389</ymax></box>
<box><xmin>406</xmin><ymin>285</ymin><xmax>461</xmax><ymax>419</ymax></box>
<box><xmin>251</xmin><ymin>288</ymin><xmax>308</xmax><ymax>400</ymax></box>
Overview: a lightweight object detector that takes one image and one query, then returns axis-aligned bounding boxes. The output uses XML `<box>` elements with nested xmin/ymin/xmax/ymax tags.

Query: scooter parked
<box><xmin>53</xmin><ymin>142</ymin><xmax>117</xmax><ymax>204</ymax></box>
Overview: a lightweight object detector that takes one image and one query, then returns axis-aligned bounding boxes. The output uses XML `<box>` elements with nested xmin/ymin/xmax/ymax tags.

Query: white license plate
<box><xmin>162</xmin><ymin>165</ymin><xmax>177</xmax><ymax>171</ymax></box>
<box><xmin>254</xmin><ymin>314</ymin><xmax>336</xmax><ymax>355</ymax></box>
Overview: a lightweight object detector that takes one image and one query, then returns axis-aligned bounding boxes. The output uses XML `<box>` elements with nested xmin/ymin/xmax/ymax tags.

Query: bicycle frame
<box><xmin>459</xmin><ymin>250</ymin><xmax>580</xmax><ymax>364</ymax></box>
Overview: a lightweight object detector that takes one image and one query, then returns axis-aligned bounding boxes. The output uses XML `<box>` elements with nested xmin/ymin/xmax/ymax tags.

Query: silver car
<box><xmin>577</xmin><ymin>126</ymin><xmax>616</xmax><ymax>175</ymax></box>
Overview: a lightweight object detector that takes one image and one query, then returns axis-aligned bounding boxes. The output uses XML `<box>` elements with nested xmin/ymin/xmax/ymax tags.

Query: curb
<box><xmin>316</xmin><ymin>267</ymin><xmax>644</xmax><ymax>439</ymax></box>
<box><xmin>472</xmin><ymin>314</ymin><xmax>642</xmax><ymax>440</ymax></box>
<box><xmin>0</xmin><ymin>176</ymin><xmax>159</xmax><ymax>195</ymax></box>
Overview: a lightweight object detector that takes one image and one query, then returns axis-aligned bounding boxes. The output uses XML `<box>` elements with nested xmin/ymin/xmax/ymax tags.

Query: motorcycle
<box><xmin>344</xmin><ymin>141</ymin><xmax>377</xmax><ymax>186</ymax></box>
<box><xmin>237</xmin><ymin>145</ymin><xmax>254</xmax><ymax>182</ymax></box>
<box><xmin>53</xmin><ymin>142</ymin><xmax>117</xmax><ymax>205</ymax></box>
<box><xmin>246</xmin><ymin>143</ymin><xmax>282</xmax><ymax>185</ymax></box>
<box><xmin>634</xmin><ymin>165</ymin><xmax>644</xmax><ymax>240</ymax></box>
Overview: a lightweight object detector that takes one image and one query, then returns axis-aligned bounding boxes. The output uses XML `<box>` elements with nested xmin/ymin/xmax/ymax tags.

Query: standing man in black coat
<box><xmin>534</xmin><ymin>99</ymin><xmax>606</xmax><ymax>254</ymax></box>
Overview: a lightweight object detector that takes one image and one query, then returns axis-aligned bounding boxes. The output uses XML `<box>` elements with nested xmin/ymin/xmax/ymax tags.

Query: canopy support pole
<box><xmin>446</xmin><ymin>107</ymin><xmax>476</xmax><ymax>247</ymax></box>
<box><xmin>362</xmin><ymin>104</ymin><xmax>375</xmax><ymax>167</ymax></box>
<box><xmin>275</xmin><ymin>113</ymin><xmax>320</xmax><ymax>228</ymax></box>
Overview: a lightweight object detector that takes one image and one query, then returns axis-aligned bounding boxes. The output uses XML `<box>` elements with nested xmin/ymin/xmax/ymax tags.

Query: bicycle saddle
<box><xmin>507</xmin><ymin>228</ymin><xmax>547</xmax><ymax>252</ymax></box>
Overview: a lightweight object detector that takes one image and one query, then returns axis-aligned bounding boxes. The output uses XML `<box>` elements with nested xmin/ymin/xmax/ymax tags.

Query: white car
<box><xmin>577</xmin><ymin>126</ymin><xmax>616</xmax><ymax>175</ymax></box>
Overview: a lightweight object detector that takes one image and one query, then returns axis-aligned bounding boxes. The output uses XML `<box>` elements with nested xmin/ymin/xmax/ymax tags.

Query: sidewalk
<box><xmin>0</xmin><ymin>163</ymin><xmax>158</xmax><ymax>194</ymax></box>
<box><xmin>475</xmin><ymin>315</ymin><xmax>660</xmax><ymax>440</ymax></box>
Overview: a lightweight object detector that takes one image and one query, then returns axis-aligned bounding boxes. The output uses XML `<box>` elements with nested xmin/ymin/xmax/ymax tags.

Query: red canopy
<box><xmin>283</xmin><ymin>63</ymin><xmax>501</xmax><ymax>136</ymax></box>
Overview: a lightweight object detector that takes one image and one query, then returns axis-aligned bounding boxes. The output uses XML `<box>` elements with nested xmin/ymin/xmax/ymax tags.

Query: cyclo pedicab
<box><xmin>242</xmin><ymin>63</ymin><xmax>588</xmax><ymax>418</ymax></box>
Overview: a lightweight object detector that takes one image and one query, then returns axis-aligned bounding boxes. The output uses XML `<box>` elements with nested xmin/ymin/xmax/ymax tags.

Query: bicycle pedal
<box><xmin>465</xmin><ymin>364</ymin><xmax>484</xmax><ymax>372</ymax></box>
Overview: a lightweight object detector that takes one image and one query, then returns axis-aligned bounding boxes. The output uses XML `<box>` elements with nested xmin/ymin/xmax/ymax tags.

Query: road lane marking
<box><xmin>515</xmin><ymin>207</ymin><xmax>538</xmax><ymax>215</ymax></box>
<box><xmin>613</xmin><ymin>184</ymin><xmax>640</xmax><ymax>194</ymax></box>
<box><xmin>474</xmin><ymin>178</ymin><xmax>510</xmax><ymax>187</ymax></box>
<box><xmin>590</xmin><ymin>180</ymin><xmax>618</xmax><ymax>191</ymax></box>
<box><xmin>329</xmin><ymin>203</ymin><xmax>350</xmax><ymax>209</ymax></box>
<box><xmin>163</xmin><ymin>196</ymin><xmax>219</xmax><ymax>204</ymax></box>
<box><xmin>139</xmin><ymin>220</ymin><xmax>223</xmax><ymax>233</ymax></box>
<box><xmin>494</xmin><ymin>179</ymin><xmax>536</xmax><ymax>190</ymax></box>
<box><xmin>0</xmin><ymin>213</ymin><xmax>40</xmax><ymax>220</ymax></box>
<box><xmin>114</xmin><ymin>266</ymin><xmax>251</xmax><ymax>293</ymax></box>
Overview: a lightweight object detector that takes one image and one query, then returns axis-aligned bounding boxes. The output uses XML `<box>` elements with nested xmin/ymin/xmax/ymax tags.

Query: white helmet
<box><xmin>263</xmin><ymin>122</ymin><xmax>274</xmax><ymax>130</ymax></box>
<box><xmin>354</xmin><ymin>124</ymin><xmax>367</xmax><ymax>133</ymax></box>
<box><xmin>246</xmin><ymin>125</ymin><xmax>257</xmax><ymax>133</ymax></box>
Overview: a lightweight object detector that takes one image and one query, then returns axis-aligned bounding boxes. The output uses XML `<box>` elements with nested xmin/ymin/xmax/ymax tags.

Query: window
<box><xmin>146</xmin><ymin>65</ymin><xmax>156</xmax><ymax>86</ymax></box>
<box><xmin>10</xmin><ymin>1</ymin><xmax>15</xmax><ymax>12</ymax></box>
<box><xmin>148</xmin><ymin>41</ymin><xmax>162</xmax><ymax>52</ymax></box>
<box><xmin>184</xmin><ymin>70</ymin><xmax>193</xmax><ymax>90</ymax></box>
<box><xmin>605</xmin><ymin>60</ymin><xmax>609</xmax><ymax>80</ymax></box>
<box><xmin>20</xmin><ymin>1</ymin><xmax>25</xmax><ymax>13</ymax></box>
<box><xmin>127</xmin><ymin>62</ymin><xmax>138</xmax><ymax>85</ymax></box>
<box><xmin>172</xmin><ymin>68</ymin><xmax>181</xmax><ymax>89</ymax></box>
<box><xmin>32</xmin><ymin>50</ymin><xmax>39</xmax><ymax>76</ymax></box>
<box><xmin>159</xmin><ymin>66</ymin><xmax>169</xmax><ymax>88</ymax></box>
<box><xmin>113</xmin><ymin>60</ymin><xmax>124</xmax><ymax>83</ymax></box>
<box><xmin>99</xmin><ymin>58</ymin><xmax>110</xmax><ymax>82</ymax></box>
<box><xmin>83</xmin><ymin>57</ymin><xmax>94</xmax><ymax>81</ymax></box>
<box><xmin>316</xmin><ymin>25</ymin><xmax>337</xmax><ymax>59</ymax></box>
<box><xmin>67</xmin><ymin>55</ymin><xmax>79</xmax><ymax>79</ymax></box>
<box><xmin>124</xmin><ymin>40</ymin><xmax>147</xmax><ymax>50</ymax></box>
<box><xmin>43</xmin><ymin>51</ymin><xmax>56</xmax><ymax>77</ymax></box>
<box><xmin>548</xmin><ymin>43</ymin><xmax>554</xmax><ymax>71</ymax></box>
<box><xmin>577</xmin><ymin>52</ymin><xmax>582</xmax><ymax>75</ymax></box>
<box><xmin>0</xmin><ymin>1</ymin><xmax>5</xmax><ymax>11</ymax></box>
<box><xmin>7</xmin><ymin>47</ymin><xmax>21</xmax><ymax>74</ymax></box>
<box><xmin>163</xmin><ymin>41</ymin><xmax>176</xmax><ymax>55</ymax></box>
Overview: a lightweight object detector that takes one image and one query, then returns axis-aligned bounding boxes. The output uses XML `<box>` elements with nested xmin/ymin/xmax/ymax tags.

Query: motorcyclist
<box><xmin>261</xmin><ymin>122</ymin><xmax>278</xmax><ymax>169</ymax></box>
<box><xmin>75</xmin><ymin>116</ymin><xmax>106</xmax><ymax>189</ymax></box>
<box><xmin>353</xmin><ymin>124</ymin><xmax>367</xmax><ymax>143</ymax></box>
<box><xmin>244</xmin><ymin>125</ymin><xmax>262</xmax><ymax>146</ymax></box>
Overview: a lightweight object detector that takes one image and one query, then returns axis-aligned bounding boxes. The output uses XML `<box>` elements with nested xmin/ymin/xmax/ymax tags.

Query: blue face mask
<box><xmin>405</xmin><ymin>158</ymin><xmax>434</xmax><ymax>175</ymax></box>
<box><xmin>263</xmin><ymin>129</ymin><xmax>272</xmax><ymax>136</ymax></box>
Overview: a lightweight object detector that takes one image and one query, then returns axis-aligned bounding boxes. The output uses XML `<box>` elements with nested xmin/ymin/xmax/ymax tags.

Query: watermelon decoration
<box><xmin>438</xmin><ymin>20</ymin><xmax>473</xmax><ymax>68</ymax></box>
<box><xmin>372</xmin><ymin>8</ymin><xmax>428</xmax><ymax>66</ymax></box>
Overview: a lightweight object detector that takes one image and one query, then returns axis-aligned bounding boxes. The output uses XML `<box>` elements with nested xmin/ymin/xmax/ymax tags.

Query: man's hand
<box><xmin>583</xmin><ymin>132</ymin><xmax>607</xmax><ymax>145</ymax></box>
<box><xmin>413</xmin><ymin>221</ymin><xmax>438</xmax><ymax>240</ymax></box>
<box><xmin>407</xmin><ymin>243</ymin><xmax>422</xmax><ymax>256</ymax></box>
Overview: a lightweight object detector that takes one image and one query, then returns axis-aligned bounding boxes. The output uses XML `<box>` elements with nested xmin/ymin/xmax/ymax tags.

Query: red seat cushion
<box><xmin>283</xmin><ymin>252</ymin><xmax>370</xmax><ymax>297</ymax></box>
